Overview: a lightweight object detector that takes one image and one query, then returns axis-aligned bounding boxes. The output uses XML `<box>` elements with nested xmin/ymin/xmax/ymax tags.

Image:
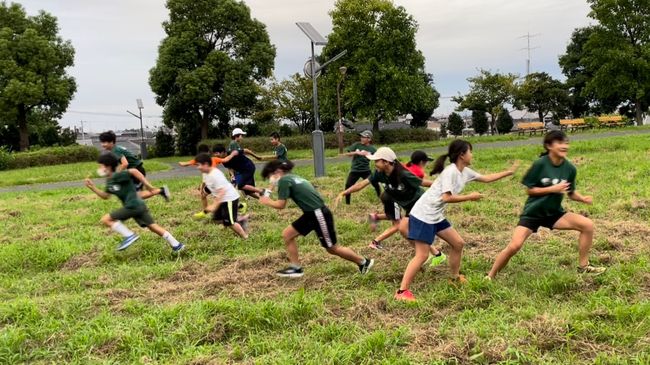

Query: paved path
<box><xmin>2</xmin><ymin>128</ymin><xmax>649</xmax><ymax>194</ymax></box>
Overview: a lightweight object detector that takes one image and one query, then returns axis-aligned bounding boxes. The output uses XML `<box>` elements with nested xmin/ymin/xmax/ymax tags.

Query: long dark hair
<box><xmin>430</xmin><ymin>140</ymin><xmax>473</xmax><ymax>176</ymax></box>
<box><xmin>387</xmin><ymin>159</ymin><xmax>405</xmax><ymax>187</ymax></box>
<box><xmin>261</xmin><ymin>160</ymin><xmax>295</xmax><ymax>179</ymax></box>
<box><xmin>540</xmin><ymin>131</ymin><xmax>568</xmax><ymax>157</ymax></box>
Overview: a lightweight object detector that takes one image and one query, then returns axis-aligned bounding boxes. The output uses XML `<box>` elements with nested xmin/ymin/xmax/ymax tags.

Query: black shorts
<box><xmin>381</xmin><ymin>193</ymin><xmax>402</xmax><ymax>221</ymax></box>
<box><xmin>212</xmin><ymin>199</ymin><xmax>239</xmax><ymax>226</ymax></box>
<box><xmin>292</xmin><ymin>206</ymin><xmax>337</xmax><ymax>248</ymax></box>
<box><xmin>110</xmin><ymin>205</ymin><xmax>154</xmax><ymax>227</ymax></box>
<box><xmin>518</xmin><ymin>213</ymin><xmax>566</xmax><ymax>233</ymax></box>
<box><xmin>131</xmin><ymin>164</ymin><xmax>146</xmax><ymax>191</ymax></box>
<box><xmin>235</xmin><ymin>170</ymin><xmax>255</xmax><ymax>190</ymax></box>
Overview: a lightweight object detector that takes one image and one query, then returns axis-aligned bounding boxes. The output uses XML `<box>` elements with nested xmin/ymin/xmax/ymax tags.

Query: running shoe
<box><xmin>394</xmin><ymin>289</ymin><xmax>416</xmax><ymax>302</ymax></box>
<box><xmin>577</xmin><ymin>264</ymin><xmax>606</xmax><ymax>275</ymax></box>
<box><xmin>276</xmin><ymin>266</ymin><xmax>304</xmax><ymax>278</ymax></box>
<box><xmin>368</xmin><ymin>240</ymin><xmax>384</xmax><ymax>250</ymax></box>
<box><xmin>117</xmin><ymin>234</ymin><xmax>139</xmax><ymax>251</ymax></box>
<box><xmin>429</xmin><ymin>252</ymin><xmax>447</xmax><ymax>267</ymax></box>
<box><xmin>172</xmin><ymin>243</ymin><xmax>185</xmax><ymax>253</ymax></box>
<box><xmin>160</xmin><ymin>185</ymin><xmax>171</xmax><ymax>202</ymax></box>
<box><xmin>359</xmin><ymin>258</ymin><xmax>375</xmax><ymax>274</ymax></box>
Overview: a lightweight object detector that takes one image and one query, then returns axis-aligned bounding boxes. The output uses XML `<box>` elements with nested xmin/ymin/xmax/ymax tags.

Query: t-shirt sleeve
<box><xmin>368</xmin><ymin>145</ymin><xmax>377</xmax><ymax>153</ymax></box>
<box><xmin>212</xmin><ymin>157</ymin><xmax>223</xmax><ymax>167</ymax></box>
<box><xmin>568</xmin><ymin>165</ymin><xmax>577</xmax><ymax>193</ymax></box>
<box><xmin>112</xmin><ymin>147</ymin><xmax>125</xmax><ymax>158</ymax></box>
<box><xmin>346</xmin><ymin>143</ymin><xmax>358</xmax><ymax>153</ymax></box>
<box><xmin>368</xmin><ymin>170</ymin><xmax>379</xmax><ymax>184</ymax></box>
<box><xmin>439</xmin><ymin>168</ymin><xmax>455</xmax><ymax>194</ymax></box>
<box><xmin>464</xmin><ymin>167</ymin><xmax>482</xmax><ymax>182</ymax></box>
<box><xmin>402</xmin><ymin>170</ymin><xmax>423</xmax><ymax>189</ymax></box>
<box><xmin>522</xmin><ymin>160</ymin><xmax>542</xmax><ymax>188</ymax></box>
<box><xmin>277</xmin><ymin>178</ymin><xmax>291</xmax><ymax>200</ymax></box>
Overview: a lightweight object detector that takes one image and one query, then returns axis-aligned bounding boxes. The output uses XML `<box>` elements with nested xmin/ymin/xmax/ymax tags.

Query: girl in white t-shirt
<box><xmin>395</xmin><ymin>140</ymin><xmax>519</xmax><ymax>301</ymax></box>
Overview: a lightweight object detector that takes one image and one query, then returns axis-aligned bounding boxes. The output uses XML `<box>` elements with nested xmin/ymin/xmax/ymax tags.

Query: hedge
<box><xmin>200</xmin><ymin>128</ymin><xmax>440</xmax><ymax>153</ymax></box>
<box><xmin>0</xmin><ymin>145</ymin><xmax>99</xmax><ymax>171</ymax></box>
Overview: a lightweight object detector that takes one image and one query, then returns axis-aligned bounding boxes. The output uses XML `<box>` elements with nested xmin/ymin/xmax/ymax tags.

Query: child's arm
<box><xmin>527</xmin><ymin>182</ymin><xmax>570</xmax><ymax>197</ymax></box>
<box><xmin>334</xmin><ymin>179</ymin><xmax>371</xmax><ymax>208</ymax></box>
<box><xmin>178</xmin><ymin>159</ymin><xmax>195</xmax><ymax>167</ymax></box>
<box><xmin>128</xmin><ymin>168</ymin><xmax>156</xmax><ymax>191</ymax></box>
<box><xmin>85</xmin><ymin>178</ymin><xmax>110</xmax><ymax>200</ymax></box>
<box><xmin>244</xmin><ymin>148</ymin><xmax>262</xmax><ymax>160</ymax></box>
<box><xmin>441</xmin><ymin>191</ymin><xmax>483</xmax><ymax>204</ymax></box>
<box><xmin>569</xmin><ymin>191</ymin><xmax>593</xmax><ymax>205</ymax></box>
<box><xmin>259</xmin><ymin>196</ymin><xmax>287</xmax><ymax>209</ymax></box>
<box><xmin>421</xmin><ymin>179</ymin><xmax>433</xmax><ymax>187</ymax></box>
<box><xmin>116</xmin><ymin>156</ymin><xmax>129</xmax><ymax>171</ymax></box>
<box><xmin>475</xmin><ymin>161</ymin><xmax>520</xmax><ymax>183</ymax></box>
<box><xmin>205</xmin><ymin>189</ymin><xmax>225</xmax><ymax>212</ymax></box>
<box><xmin>220</xmin><ymin>151</ymin><xmax>237</xmax><ymax>164</ymax></box>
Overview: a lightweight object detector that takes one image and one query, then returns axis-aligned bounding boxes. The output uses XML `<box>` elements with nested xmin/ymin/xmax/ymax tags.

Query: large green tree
<box><xmin>579</xmin><ymin>0</ymin><xmax>650</xmax><ymax>125</ymax></box>
<box><xmin>453</xmin><ymin>70</ymin><xmax>517</xmax><ymax>134</ymax></box>
<box><xmin>265</xmin><ymin>74</ymin><xmax>313</xmax><ymax>134</ymax></box>
<box><xmin>447</xmin><ymin>112</ymin><xmax>464</xmax><ymax>136</ymax></box>
<box><xmin>409</xmin><ymin>73</ymin><xmax>440</xmax><ymax>128</ymax></box>
<box><xmin>516</xmin><ymin>72</ymin><xmax>570</xmax><ymax>123</ymax></box>
<box><xmin>149</xmin><ymin>0</ymin><xmax>276</xmax><ymax>145</ymax></box>
<box><xmin>319</xmin><ymin>0</ymin><xmax>437</xmax><ymax>132</ymax></box>
<box><xmin>0</xmin><ymin>2</ymin><xmax>76</xmax><ymax>151</ymax></box>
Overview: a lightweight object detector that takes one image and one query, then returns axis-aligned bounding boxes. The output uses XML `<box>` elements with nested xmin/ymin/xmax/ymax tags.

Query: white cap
<box><xmin>367</xmin><ymin>147</ymin><xmax>397</xmax><ymax>162</ymax></box>
<box><xmin>232</xmin><ymin>128</ymin><xmax>247</xmax><ymax>136</ymax></box>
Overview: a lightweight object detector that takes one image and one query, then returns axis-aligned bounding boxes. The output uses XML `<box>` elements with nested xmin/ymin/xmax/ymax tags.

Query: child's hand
<box><xmin>84</xmin><ymin>178</ymin><xmax>94</xmax><ymax>188</ymax></box>
<box><xmin>550</xmin><ymin>182</ymin><xmax>571</xmax><ymax>193</ymax></box>
<box><xmin>508</xmin><ymin>160</ymin><xmax>521</xmax><ymax>174</ymax></box>
<box><xmin>333</xmin><ymin>193</ymin><xmax>344</xmax><ymax>209</ymax></box>
<box><xmin>582</xmin><ymin>196</ymin><xmax>593</xmax><ymax>205</ymax></box>
<box><xmin>468</xmin><ymin>192</ymin><xmax>483</xmax><ymax>201</ymax></box>
<box><xmin>259</xmin><ymin>196</ymin><xmax>272</xmax><ymax>206</ymax></box>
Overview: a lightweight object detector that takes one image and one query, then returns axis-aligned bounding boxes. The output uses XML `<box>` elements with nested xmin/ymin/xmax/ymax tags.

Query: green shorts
<box><xmin>110</xmin><ymin>205</ymin><xmax>154</xmax><ymax>227</ymax></box>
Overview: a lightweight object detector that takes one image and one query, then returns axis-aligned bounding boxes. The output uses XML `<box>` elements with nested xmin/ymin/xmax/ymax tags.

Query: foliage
<box><xmin>0</xmin><ymin>145</ymin><xmax>98</xmax><ymax>171</ymax></box>
<box><xmin>409</xmin><ymin>74</ymin><xmax>441</xmax><ymax>128</ymax></box>
<box><xmin>453</xmin><ymin>69</ymin><xmax>518</xmax><ymax>134</ymax></box>
<box><xmin>149</xmin><ymin>0</ymin><xmax>276</xmax><ymax>145</ymax></box>
<box><xmin>447</xmin><ymin>112</ymin><xmax>464</xmax><ymax>136</ymax></box>
<box><xmin>319</xmin><ymin>0</ymin><xmax>437</xmax><ymax>131</ymax></box>
<box><xmin>0</xmin><ymin>3</ymin><xmax>77</xmax><ymax>150</ymax></box>
<box><xmin>497</xmin><ymin>108</ymin><xmax>514</xmax><ymax>133</ymax></box>
<box><xmin>471</xmin><ymin>109</ymin><xmax>489</xmax><ymax>135</ymax></box>
<box><xmin>153</xmin><ymin>129</ymin><xmax>175</xmax><ymax>157</ymax></box>
<box><xmin>264</xmin><ymin>74</ymin><xmax>313</xmax><ymax>134</ymax></box>
<box><xmin>515</xmin><ymin>72</ymin><xmax>571</xmax><ymax>123</ymax></box>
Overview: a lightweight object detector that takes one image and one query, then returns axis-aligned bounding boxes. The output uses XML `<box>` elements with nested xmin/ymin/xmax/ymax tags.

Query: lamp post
<box><xmin>336</xmin><ymin>66</ymin><xmax>347</xmax><ymax>154</ymax></box>
<box><xmin>127</xmin><ymin>99</ymin><xmax>147</xmax><ymax>159</ymax></box>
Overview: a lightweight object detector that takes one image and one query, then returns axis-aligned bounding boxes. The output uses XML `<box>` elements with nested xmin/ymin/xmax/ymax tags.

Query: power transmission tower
<box><xmin>519</xmin><ymin>32</ymin><xmax>540</xmax><ymax>75</ymax></box>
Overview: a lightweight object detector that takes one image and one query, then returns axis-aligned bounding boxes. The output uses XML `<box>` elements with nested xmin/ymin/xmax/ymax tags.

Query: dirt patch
<box><xmin>519</xmin><ymin>314</ymin><xmax>568</xmax><ymax>351</ymax></box>
<box><xmin>61</xmin><ymin>247</ymin><xmax>102</xmax><ymax>271</ymax></box>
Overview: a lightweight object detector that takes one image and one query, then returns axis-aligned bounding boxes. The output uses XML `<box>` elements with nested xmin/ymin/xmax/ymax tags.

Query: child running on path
<box><xmin>395</xmin><ymin>140</ymin><xmax>519</xmax><ymax>301</ymax></box>
<box><xmin>258</xmin><ymin>132</ymin><xmax>289</xmax><ymax>162</ymax></box>
<box><xmin>342</xmin><ymin>130</ymin><xmax>381</xmax><ymax>204</ymax></box>
<box><xmin>85</xmin><ymin>153</ymin><xmax>184</xmax><ymax>252</ymax></box>
<box><xmin>259</xmin><ymin>160</ymin><xmax>374</xmax><ymax>278</ymax></box>
<box><xmin>487</xmin><ymin>131</ymin><xmax>606</xmax><ymax>279</ymax></box>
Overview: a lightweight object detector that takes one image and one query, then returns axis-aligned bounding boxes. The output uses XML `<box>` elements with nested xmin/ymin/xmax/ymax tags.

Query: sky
<box><xmin>17</xmin><ymin>0</ymin><xmax>594</xmax><ymax>132</ymax></box>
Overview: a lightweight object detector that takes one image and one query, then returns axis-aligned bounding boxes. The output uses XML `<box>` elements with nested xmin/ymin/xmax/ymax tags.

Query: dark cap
<box><xmin>410</xmin><ymin>150</ymin><xmax>433</xmax><ymax>164</ymax></box>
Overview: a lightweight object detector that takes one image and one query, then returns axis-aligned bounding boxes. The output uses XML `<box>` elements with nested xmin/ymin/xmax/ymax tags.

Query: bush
<box><xmin>154</xmin><ymin>129</ymin><xmax>175</xmax><ymax>157</ymax></box>
<box><xmin>0</xmin><ymin>148</ymin><xmax>12</xmax><ymax>170</ymax></box>
<box><xmin>584</xmin><ymin>116</ymin><xmax>599</xmax><ymax>128</ymax></box>
<box><xmin>2</xmin><ymin>145</ymin><xmax>99</xmax><ymax>170</ymax></box>
<box><xmin>200</xmin><ymin>128</ymin><xmax>439</xmax><ymax>153</ymax></box>
<box><xmin>447</xmin><ymin>113</ymin><xmax>464</xmax><ymax>136</ymax></box>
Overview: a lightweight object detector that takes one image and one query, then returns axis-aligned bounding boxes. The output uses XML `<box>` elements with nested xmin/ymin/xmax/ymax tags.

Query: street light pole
<box><xmin>127</xmin><ymin>99</ymin><xmax>147</xmax><ymax>159</ymax></box>
<box><xmin>336</xmin><ymin>66</ymin><xmax>347</xmax><ymax>154</ymax></box>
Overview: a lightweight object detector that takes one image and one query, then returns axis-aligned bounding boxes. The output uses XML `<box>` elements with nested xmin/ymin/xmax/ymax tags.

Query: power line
<box><xmin>67</xmin><ymin>110</ymin><xmax>162</xmax><ymax>118</ymax></box>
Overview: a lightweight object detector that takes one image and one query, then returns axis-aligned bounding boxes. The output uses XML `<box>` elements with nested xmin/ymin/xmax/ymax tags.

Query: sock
<box><xmin>360</xmin><ymin>258</ymin><xmax>367</xmax><ymax>266</ymax></box>
<box><xmin>434</xmin><ymin>251</ymin><xmax>442</xmax><ymax>257</ymax></box>
<box><xmin>289</xmin><ymin>263</ymin><xmax>302</xmax><ymax>270</ymax></box>
<box><xmin>111</xmin><ymin>221</ymin><xmax>134</xmax><ymax>238</ymax></box>
<box><xmin>162</xmin><ymin>231</ymin><xmax>181</xmax><ymax>248</ymax></box>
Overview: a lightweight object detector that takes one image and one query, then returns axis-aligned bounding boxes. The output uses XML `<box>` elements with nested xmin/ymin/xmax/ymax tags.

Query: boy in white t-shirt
<box><xmin>195</xmin><ymin>153</ymin><xmax>249</xmax><ymax>239</ymax></box>
<box><xmin>395</xmin><ymin>140</ymin><xmax>519</xmax><ymax>302</ymax></box>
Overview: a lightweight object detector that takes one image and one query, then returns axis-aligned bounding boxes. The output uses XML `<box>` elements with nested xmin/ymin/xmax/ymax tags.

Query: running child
<box><xmin>84</xmin><ymin>153</ymin><xmax>184</xmax><ymax>252</ymax></box>
<box><xmin>486</xmin><ymin>131</ymin><xmax>606</xmax><ymax>279</ymax></box>
<box><xmin>342</xmin><ymin>130</ymin><xmax>381</xmax><ymax>204</ymax></box>
<box><xmin>395</xmin><ymin>140</ymin><xmax>519</xmax><ymax>301</ymax></box>
<box><xmin>258</xmin><ymin>132</ymin><xmax>288</xmax><ymax>162</ymax></box>
<box><xmin>259</xmin><ymin>160</ymin><xmax>374</xmax><ymax>278</ymax></box>
<box><xmin>225</xmin><ymin>128</ymin><xmax>264</xmax><ymax>198</ymax></box>
<box><xmin>99</xmin><ymin>130</ymin><xmax>169</xmax><ymax>201</ymax></box>
<box><xmin>195</xmin><ymin>153</ymin><xmax>249</xmax><ymax>239</ymax></box>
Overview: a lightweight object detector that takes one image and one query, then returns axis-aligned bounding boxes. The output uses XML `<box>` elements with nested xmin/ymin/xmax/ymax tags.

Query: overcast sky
<box><xmin>18</xmin><ymin>0</ymin><xmax>593</xmax><ymax>132</ymax></box>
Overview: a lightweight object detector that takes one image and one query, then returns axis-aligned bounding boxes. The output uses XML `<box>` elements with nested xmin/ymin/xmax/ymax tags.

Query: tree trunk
<box><xmin>538</xmin><ymin>111</ymin><xmax>544</xmax><ymax>125</ymax></box>
<box><xmin>200</xmin><ymin>113</ymin><xmax>209</xmax><ymax>140</ymax></box>
<box><xmin>18</xmin><ymin>105</ymin><xmax>29</xmax><ymax>151</ymax></box>
<box><xmin>635</xmin><ymin>99</ymin><xmax>643</xmax><ymax>126</ymax></box>
<box><xmin>372</xmin><ymin>118</ymin><xmax>380</xmax><ymax>132</ymax></box>
<box><xmin>490</xmin><ymin>114</ymin><xmax>498</xmax><ymax>135</ymax></box>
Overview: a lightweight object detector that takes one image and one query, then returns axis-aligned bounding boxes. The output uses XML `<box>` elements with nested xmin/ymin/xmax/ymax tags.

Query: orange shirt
<box><xmin>183</xmin><ymin>157</ymin><xmax>224</xmax><ymax>168</ymax></box>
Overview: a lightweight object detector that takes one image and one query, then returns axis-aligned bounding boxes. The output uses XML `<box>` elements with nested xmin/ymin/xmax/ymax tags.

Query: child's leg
<box><xmin>398</xmin><ymin>217</ymin><xmax>441</xmax><ymax>256</ymax></box>
<box><xmin>242</xmin><ymin>185</ymin><xmax>261</xmax><ymax>199</ymax></box>
<box><xmin>552</xmin><ymin>213</ymin><xmax>594</xmax><ymax>267</ymax></box>
<box><xmin>373</xmin><ymin>221</ymin><xmax>400</xmax><ymax>244</ymax></box>
<box><xmin>147</xmin><ymin>223</ymin><xmax>182</xmax><ymax>248</ymax></box>
<box><xmin>344</xmin><ymin>172</ymin><xmax>360</xmax><ymax>205</ymax></box>
<box><xmin>229</xmin><ymin>223</ymin><xmax>248</xmax><ymax>239</ymax></box>
<box><xmin>325</xmin><ymin>245</ymin><xmax>364</xmax><ymax>265</ymax></box>
<box><xmin>398</xmin><ymin>241</ymin><xmax>431</xmax><ymax>291</ymax></box>
<box><xmin>102</xmin><ymin>213</ymin><xmax>135</xmax><ymax>238</ymax></box>
<box><xmin>436</xmin><ymin>227</ymin><xmax>465</xmax><ymax>278</ymax></box>
<box><xmin>138</xmin><ymin>188</ymin><xmax>162</xmax><ymax>200</ymax></box>
<box><xmin>282</xmin><ymin>226</ymin><xmax>302</xmax><ymax>266</ymax></box>
<box><xmin>487</xmin><ymin>226</ymin><xmax>533</xmax><ymax>278</ymax></box>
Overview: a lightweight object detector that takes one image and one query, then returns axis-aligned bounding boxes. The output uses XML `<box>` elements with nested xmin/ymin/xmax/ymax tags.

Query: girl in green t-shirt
<box><xmin>487</xmin><ymin>131</ymin><xmax>606</xmax><ymax>279</ymax></box>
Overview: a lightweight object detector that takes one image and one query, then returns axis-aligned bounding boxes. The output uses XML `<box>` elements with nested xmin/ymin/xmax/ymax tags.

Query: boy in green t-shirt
<box><xmin>342</xmin><ymin>130</ymin><xmax>381</xmax><ymax>204</ymax></box>
<box><xmin>85</xmin><ymin>153</ymin><xmax>184</xmax><ymax>252</ymax></box>
<box><xmin>258</xmin><ymin>132</ymin><xmax>288</xmax><ymax>162</ymax></box>
<box><xmin>99</xmin><ymin>130</ymin><xmax>169</xmax><ymax>201</ymax></box>
<box><xmin>259</xmin><ymin>160</ymin><xmax>374</xmax><ymax>278</ymax></box>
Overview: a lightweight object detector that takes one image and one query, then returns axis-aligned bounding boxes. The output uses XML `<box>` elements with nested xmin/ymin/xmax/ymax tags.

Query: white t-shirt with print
<box><xmin>203</xmin><ymin>168</ymin><xmax>240</xmax><ymax>202</ymax></box>
<box><xmin>409</xmin><ymin>164</ymin><xmax>481</xmax><ymax>224</ymax></box>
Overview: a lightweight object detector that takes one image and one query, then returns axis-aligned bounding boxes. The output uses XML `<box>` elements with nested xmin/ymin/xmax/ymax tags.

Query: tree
<box><xmin>409</xmin><ymin>74</ymin><xmax>440</xmax><ymax>128</ymax></box>
<box><xmin>471</xmin><ymin>109</ymin><xmax>489</xmax><ymax>135</ymax></box>
<box><xmin>447</xmin><ymin>112</ymin><xmax>464</xmax><ymax>136</ymax></box>
<box><xmin>153</xmin><ymin>128</ymin><xmax>175</xmax><ymax>157</ymax></box>
<box><xmin>453</xmin><ymin>70</ymin><xmax>517</xmax><ymax>134</ymax></box>
<box><xmin>266</xmin><ymin>74</ymin><xmax>314</xmax><ymax>134</ymax></box>
<box><xmin>497</xmin><ymin>109</ymin><xmax>514</xmax><ymax>133</ymax></box>
<box><xmin>319</xmin><ymin>0</ymin><xmax>437</xmax><ymax>131</ymax></box>
<box><xmin>516</xmin><ymin>72</ymin><xmax>570</xmax><ymax>123</ymax></box>
<box><xmin>0</xmin><ymin>3</ymin><xmax>76</xmax><ymax>151</ymax></box>
<box><xmin>579</xmin><ymin>0</ymin><xmax>650</xmax><ymax>125</ymax></box>
<box><xmin>149</xmin><ymin>0</ymin><xmax>276</xmax><ymax>147</ymax></box>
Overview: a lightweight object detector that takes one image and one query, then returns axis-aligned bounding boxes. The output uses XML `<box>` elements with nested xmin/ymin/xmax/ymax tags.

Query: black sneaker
<box><xmin>160</xmin><ymin>185</ymin><xmax>171</xmax><ymax>202</ymax></box>
<box><xmin>359</xmin><ymin>258</ymin><xmax>375</xmax><ymax>274</ymax></box>
<box><xmin>276</xmin><ymin>266</ymin><xmax>304</xmax><ymax>278</ymax></box>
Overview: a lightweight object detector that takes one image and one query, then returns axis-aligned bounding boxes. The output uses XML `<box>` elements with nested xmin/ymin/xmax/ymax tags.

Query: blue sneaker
<box><xmin>117</xmin><ymin>234</ymin><xmax>139</xmax><ymax>251</ymax></box>
<box><xmin>172</xmin><ymin>243</ymin><xmax>185</xmax><ymax>253</ymax></box>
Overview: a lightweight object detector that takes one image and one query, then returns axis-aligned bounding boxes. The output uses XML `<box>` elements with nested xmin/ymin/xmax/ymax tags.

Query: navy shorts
<box><xmin>235</xmin><ymin>171</ymin><xmax>256</xmax><ymax>190</ymax></box>
<box><xmin>407</xmin><ymin>215</ymin><xmax>451</xmax><ymax>245</ymax></box>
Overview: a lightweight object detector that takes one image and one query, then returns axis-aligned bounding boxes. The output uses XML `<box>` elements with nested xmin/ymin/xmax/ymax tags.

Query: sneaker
<box><xmin>117</xmin><ymin>234</ymin><xmax>139</xmax><ymax>251</ymax></box>
<box><xmin>449</xmin><ymin>274</ymin><xmax>468</xmax><ymax>285</ymax></box>
<box><xmin>193</xmin><ymin>211</ymin><xmax>207</xmax><ymax>219</ymax></box>
<box><xmin>240</xmin><ymin>218</ymin><xmax>249</xmax><ymax>234</ymax></box>
<box><xmin>368</xmin><ymin>213</ymin><xmax>379</xmax><ymax>232</ymax></box>
<box><xmin>359</xmin><ymin>258</ymin><xmax>375</xmax><ymax>274</ymax></box>
<box><xmin>368</xmin><ymin>240</ymin><xmax>384</xmax><ymax>250</ymax></box>
<box><xmin>394</xmin><ymin>289</ymin><xmax>416</xmax><ymax>302</ymax></box>
<box><xmin>484</xmin><ymin>275</ymin><xmax>492</xmax><ymax>281</ymax></box>
<box><xmin>276</xmin><ymin>266</ymin><xmax>304</xmax><ymax>278</ymax></box>
<box><xmin>172</xmin><ymin>243</ymin><xmax>185</xmax><ymax>253</ymax></box>
<box><xmin>429</xmin><ymin>252</ymin><xmax>447</xmax><ymax>267</ymax></box>
<box><xmin>577</xmin><ymin>264</ymin><xmax>606</xmax><ymax>275</ymax></box>
<box><xmin>160</xmin><ymin>185</ymin><xmax>171</xmax><ymax>202</ymax></box>
<box><xmin>239</xmin><ymin>201</ymin><xmax>248</xmax><ymax>215</ymax></box>
<box><xmin>421</xmin><ymin>255</ymin><xmax>433</xmax><ymax>269</ymax></box>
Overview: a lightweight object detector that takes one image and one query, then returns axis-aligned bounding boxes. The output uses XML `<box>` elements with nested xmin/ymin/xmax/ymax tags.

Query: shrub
<box><xmin>154</xmin><ymin>129</ymin><xmax>176</xmax><ymax>157</ymax></box>
<box><xmin>0</xmin><ymin>148</ymin><xmax>13</xmax><ymax>170</ymax></box>
<box><xmin>584</xmin><ymin>116</ymin><xmax>599</xmax><ymax>128</ymax></box>
<box><xmin>2</xmin><ymin>145</ymin><xmax>99</xmax><ymax>170</ymax></box>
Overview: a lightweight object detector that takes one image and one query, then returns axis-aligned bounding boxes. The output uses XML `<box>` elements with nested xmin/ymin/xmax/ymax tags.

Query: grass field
<box><xmin>1</xmin><ymin>134</ymin><xmax>649</xmax><ymax>364</ymax></box>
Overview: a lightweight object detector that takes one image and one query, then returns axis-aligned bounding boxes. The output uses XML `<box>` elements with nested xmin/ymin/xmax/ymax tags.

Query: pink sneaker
<box><xmin>394</xmin><ymin>289</ymin><xmax>416</xmax><ymax>302</ymax></box>
<box><xmin>368</xmin><ymin>240</ymin><xmax>384</xmax><ymax>250</ymax></box>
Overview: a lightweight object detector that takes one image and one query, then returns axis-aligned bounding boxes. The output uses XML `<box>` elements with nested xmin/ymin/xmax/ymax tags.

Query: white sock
<box><xmin>111</xmin><ymin>221</ymin><xmax>134</xmax><ymax>238</ymax></box>
<box><xmin>162</xmin><ymin>231</ymin><xmax>180</xmax><ymax>248</ymax></box>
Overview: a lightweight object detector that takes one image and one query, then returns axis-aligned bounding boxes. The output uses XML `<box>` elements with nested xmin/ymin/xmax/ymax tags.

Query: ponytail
<box><xmin>430</xmin><ymin>154</ymin><xmax>449</xmax><ymax>176</ymax></box>
<box><xmin>261</xmin><ymin>159</ymin><xmax>295</xmax><ymax>179</ymax></box>
<box><xmin>430</xmin><ymin>139</ymin><xmax>473</xmax><ymax>176</ymax></box>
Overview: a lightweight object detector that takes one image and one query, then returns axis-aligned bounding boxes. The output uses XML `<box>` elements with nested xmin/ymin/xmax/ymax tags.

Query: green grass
<box><xmin>1</xmin><ymin>135</ymin><xmax>650</xmax><ymax>363</ymax></box>
<box><xmin>0</xmin><ymin>160</ymin><xmax>171</xmax><ymax>187</ymax></box>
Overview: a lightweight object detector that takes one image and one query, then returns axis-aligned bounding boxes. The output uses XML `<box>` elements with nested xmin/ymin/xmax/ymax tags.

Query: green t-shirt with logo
<box><xmin>105</xmin><ymin>171</ymin><xmax>144</xmax><ymax>209</ymax></box>
<box><xmin>346</xmin><ymin>142</ymin><xmax>376</xmax><ymax>173</ymax></box>
<box><xmin>521</xmin><ymin>155</ymin><xmax>577</xmax><ymax>219</ymax></box>
<box><xmin>228</xmin><ymin>141</ymin><xmax>241</xmax><ymax>153</ymax></box>
<box><xmin>111</xmin><ymin>145</ymin><xmax>142</xmax><ymax>169</ymax></box>
<box><xmin>277</xmin><ymin>174</ymin><xmax>325</xmax><ymax>212</ymax></box>
<box><xmin>274</xmin><ymin>144</ymin><xmax>288</xmax><ymax>161</ymax></box>
<box><xmin>369</xmin><ymin>168</ymin><xmax>424</xmax><ymax>211</ymax></box>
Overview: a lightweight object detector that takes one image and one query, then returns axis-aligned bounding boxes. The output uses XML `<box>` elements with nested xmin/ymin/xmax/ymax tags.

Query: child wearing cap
<box><xmin>342</xmin><ymin>130</ymin><xmax>381</xmax><ymax>204</ymax></box>
<box><xmin>225</xmin><ymin>128</ymin><xmax>264</xmax><ymax>199</ymax></box>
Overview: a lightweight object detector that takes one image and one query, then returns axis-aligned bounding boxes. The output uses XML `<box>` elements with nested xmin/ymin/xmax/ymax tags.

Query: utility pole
<box><xmin>519</xmin><ymin>32</ymin><xmax>540</xmax><ymax>75</ymax></box>
<box><xmin>80</xmin><ymin>120</ymin><xmax>85</xmax><ymax>141</ymax></box>
<box><xmin>127</xmin><ymin>99</ymin><xmax>147</xmax><ymax>159</ymax></box>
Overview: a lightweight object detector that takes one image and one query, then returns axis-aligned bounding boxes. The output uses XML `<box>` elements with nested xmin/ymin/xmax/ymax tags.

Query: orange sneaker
<box><xmin>449</xmin><ymin>274</ymin><xmax>468</xmax><ymax>285</ymax></box>
<box><xmin>394</xmin><ymin>289</ymin><xmax>416</xmax><ymax>302</ymax></box>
